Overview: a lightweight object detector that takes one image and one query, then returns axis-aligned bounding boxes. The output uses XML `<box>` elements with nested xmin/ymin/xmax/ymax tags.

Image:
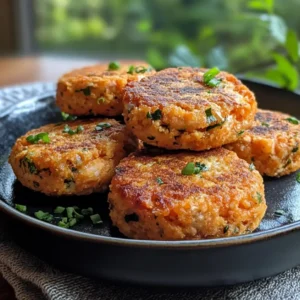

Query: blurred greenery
<box><xmin>34</xmin><ymin>0</ymin><xmax>300</xmax><ymax>90</ymax></box>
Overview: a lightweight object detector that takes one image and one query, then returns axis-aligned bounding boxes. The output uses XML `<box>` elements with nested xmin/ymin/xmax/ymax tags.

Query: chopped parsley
<box><xmin>61</xmin><ymin>112</ymin><xmax>77</xmax><ymax>121</ymax></box>
<box><xmin>34</xmin><ymin>210</ymin><xmax>53</xmax><ymax>223</ymax></box>
<box><xmin>63</xmin><ymin>124</ymin><xmax>84</xmax><ymax>135</ymax></box>
<box><xmin>256</xmin><ymin>192</ymin><xmax>263</xmax><ymax>203</ymax></box>
<box><xmin>75</xmin><ymin>86</ymin><xmax>91</xmax><ymax>96</ymax></box>
<box><xmin>97</xmin><ymin>97</ymin><xmax>105</xmax><ymax>104</ymax></box>
<box><xmin>261</xmin><ymin>122</ymin><xmax>270</xmax><ymax>127</ymax></box>
<box><xmin>95</xmin><ymin>122</ymin><xmax>112</xmax><ymax>131</ymax></box>
<box><xmin>205</xmin><ymin>108</ymin><xmax>217</xmax><ymax>124</ymax></box>
<box><xmin>156</xmin><ymin>177</ymin><xmax>164</xmax><ymax>185</ymax></box>
<box><xmin>285</xmin><ymin>117</ymin><xmax>299</xmax><ymax>125</ymax></box>
<box><xmin>181</xmin><ymin>162</ymin><xmax>208</xmax><ymax>175</ymax></box>
<box><xmin>21</xmin><ymin>157</ymin><xmax>37</xmax><ymax>174</ymax></box>
<box><xmin>15</xmin><ymin>204</ymin><xmax>27</xmax><ymax>213</ymax></box>
<box><xmin>203</xmin><ymin>67</ymin><xmax>221</xmax><ymax>87</ymax></box>
<box><xmin>90</xmin><ymin>213</ymin><xmax>103</xmax><ymax>225</ymax></box>
<box><xmin>54</xmin><ymin>206</ymin><xmax>65</xmax><ymax>214</ymax></box>
<box><xmin>146</xmin><ymin>109</ymin><xmax>162</xmax><ymax>120</ymax></box>
<box><xmin>249</xmin><ymin>162</ymin><xmax>255</xmax><ymax>171</ymax></box>
<box><xmin>26</xmin><ymin>132</ymin><xmax>50</xmax><ymax>144</ymax></box>
<box><xmin>296</xmin><ymin>173</ymin><xmax>300</xmax><ymax>183</ymax></box>
<box><xmin>108</xmin><ymin>61</ymin><xmax>120</xmax><ymax>71</ymax></box>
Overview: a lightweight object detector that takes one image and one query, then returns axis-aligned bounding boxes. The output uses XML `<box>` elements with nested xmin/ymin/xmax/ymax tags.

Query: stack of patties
<box><xmin>109</xmin><ymin>67</ymin><xmax>268</xmax><ymax>240</ymax></box>
<box><xmin>9</xmin><ymin>61</ymin><xmax>155</xmax><ymax>196</ymax></box>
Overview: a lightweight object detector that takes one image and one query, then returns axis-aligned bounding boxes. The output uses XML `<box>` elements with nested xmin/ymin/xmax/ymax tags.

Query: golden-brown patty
<box><xmin>9</xmin><ymin>119</ymin><xmax>137</xmax><ymax>196</ymax></box>
<box><xmin>109</xmin><ymin>148</ymin><xmax>266</xmax><ymax>240</ymax></box>
<box><xmin>225</xmin><ymin>109</ymin><xmax>300</xmax><ymax>177</ymax></box>
<box><xmin>56</xmin><ymin>61</ymin><xmax>155</xmax><ymax>117</ymax></box>
<box><xmin>123</xmin><ymin>67</ymin><xmax>257</xmax><ymax>151</ymax></box>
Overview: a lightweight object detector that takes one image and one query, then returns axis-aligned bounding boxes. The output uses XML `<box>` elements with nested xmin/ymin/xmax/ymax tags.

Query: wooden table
<box><xmin>0</xmin><ymin>55</ymin><xmax>99</xmax><ymax>299</ymax></box>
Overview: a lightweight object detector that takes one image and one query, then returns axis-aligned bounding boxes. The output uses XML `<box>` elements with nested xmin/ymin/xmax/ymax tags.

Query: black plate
<box><xmin>1</xmin><ymin>80</ymin><xmax>300</xmax><ymax>287</ymax></box>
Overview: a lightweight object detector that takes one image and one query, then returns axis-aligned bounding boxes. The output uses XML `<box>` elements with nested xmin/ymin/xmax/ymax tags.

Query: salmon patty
<box><xmin>56</xmin><ymin>61</ymin><xmax>155</xmax><ymax>117</ymax></box>
<box><xmin>225</xmin><ymin>109</ymin><xmax>300</xmax><ymax>177</ymax></box>
<box><xmin>109</xmin><ymin>148</ymin><xmax>266</xmax><ymax>240</ymax></box>
<box><xmin>9</xmin><ymin>119</ymin><xmax>137</xmax><ymax>196</ymax></box>
<box><xmin>123</xmin><ymin>67</ymin><xmax>257</xmax><ymax>151</ymax></box>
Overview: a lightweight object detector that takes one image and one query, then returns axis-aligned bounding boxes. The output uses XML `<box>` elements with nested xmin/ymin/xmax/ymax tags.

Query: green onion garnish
<box><xmin>108</xmin><ymin>61</ymin><xmax>120</xmax><ymax>71</ymax></box>
<box><xmin>69</xmin><ymin>218</ymin><xmax>77</xmax><ymax>227</ymax></box>
<box><xmin>237</xmin><ymin>131</ymin><xmax>244</xmax><ymax>136</ymax></box>
<box><xmin>26</xmin><ymin>132</ymin><xmax>50</xmax><ymax>144</ymax></box>
<box><xmin>34</xmin><ymin>210</ymin><xmax>53</xmax><ymax>223</ymax></box>
<box><xmin>261</xmin><ymin>122</ymin><xmax>270</xmax><ymax>127</ymax></box>
<box><xmin>97</xmin><ymin>97</ymin><xmax>105</xmax><ymax>104</ymax></box>
<box><xmin>61</xmin><ymin>112</ymin><xmax>77</xmax><ymax>121</ymax></box>
<box><xmin>203</xmin><ymin>67</ymin><xmax>221</xmax><ymax>87</ymax></box>
<box><xmin>15</xmin><ymin>204</ymin><xmax>27</xmax><ymax>213</ymax></box>
<box><xmin>249</xmin><ymin>162</ymin><xmax>255</xmax><ymax>171</ymax></box>
<box><xmin>75</xmin><ymin>86</ymin><xmax>91</xmax><ymax>96</ymax></box>
<box><xmin>90</xmin><ymin>214</ymin><xmax>103</xmax><ymax>225</ymax></box>
<box><xmin>256</xmin><ymin>192</ymin><xmax>263</xmax><ymax>203</ymax></box>
<box><xmin>58</xmin><ymin>221</ymin><xmax>69</xmax><ymax>228</ymax></box>
<box><xmin>66</xmin><ymin>207</ymin><xmax>74</xmax><ymax>219</ymax></box>
<box><xmin>146</xmin><ymin>109</ymin><xmax>162</xmax><ymax>120</ymax></box>
<box><xmin>156</xmin><ymin>177</ymin><xmax>164</xmax><ymax>185</ymax></box>
<box><xmin>54</xmin><ymin>206</ymin><xmax>65</xmax><ymax>214</ymax></box>
<box><xmin>63</xmin><ymin>124</ymin><xmax>84</xmax><ymax>135</ymax></box>
<box><xmin>81</xmin><ymin>207</ymin><xmax>94</xmax><ymax>216</ymax></box>
<box><xmin>74</xmin><ymin>210</ymin><xmax>84</xmax><ymax>220</ymax></box>
<box><xmin>205</xmin><ymin>108</ymin><xmax>217</xmax><ymax>124</ymax></box>
<box><xmin>285</xmin><ymin>117</ymin><xmax>299</xmax><ymax>124</ymax></box>
<box><xmin>95</xmin><ymin>122</ymin><xmax>112</xmax><ymax>131</ymax></box>
<box><xmin>181</xmin><ymin>162</ymin><xmax>195</xmax><ymax>175</ymax></box>
<box><xmin>292</xmin><ymin>146</ymin><xmax>299</xmax><ymax>153</ymax></box>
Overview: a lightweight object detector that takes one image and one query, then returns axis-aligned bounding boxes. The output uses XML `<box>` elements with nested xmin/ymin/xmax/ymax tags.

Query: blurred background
<box><xmin>0</xmin><ymin>0</ymin><xmax>299</xmax><ymax>89</ymax></box>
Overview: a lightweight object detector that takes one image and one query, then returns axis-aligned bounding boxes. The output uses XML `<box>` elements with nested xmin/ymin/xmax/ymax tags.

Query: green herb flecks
<box><xmin>203</xmin><ymin>67</ymin><xmax>221</xmax><ymax>87</ymax></box>
<box><xmin>75</xmin><ymin>86</ymin><xmax>91</xmax><ymax>96</ymax></box>
<box><xmin>26</xmin><ymin>132</ymin><xmax>50</xmax><ymax>144</ymax></box>
<box><xmin>156</xmin><ymin>177</ymin><xmax>164</xmax><ymax>185</ymax></box>
<box><xmin>90</xmin><ymin>214</ymin><xmax>103</xmax><ymax>225</ymax></box>
<box><xmin>34</xmin><ymin>210</ymin><xmax>53</xmax><ymax>223</ymax></box>
<box><xmin>292</xmin><ymin>146</ymin><xmax>299</xmax><ymax>153</ymax></box>
<box><xmin>284</xmin><ymin>159</ymin><xmax>292</xmax><ymax>168</ymax></box>
<box><xmin>97</xmin><ymin>97</ymin><xmax>105</xmax><ymax>104</ymax></box>
<box><xmin>63</xmin><ymin>124</ymin><xmax>84</xmax><ymax>135</ymax></box>
<box><xmin>256</xmin><ymin>192</ymin><xmax>263</xmax><ymax>204</ymax></box>
<box><xmin>127</xmin><ymin>65</ymin><xmax>152</xmax><ymax>74</ymax></box>
<box><xmin>237</xmin><ymin>130</ymin><xmax>245</xmax><ymax>136</ymax></box>
<box><xmin>21</xmin><ymin>157</ymin><xmax>38</xmax><ymax>174</ymax></box>
<box><xmin>15</xmin><ymin>204</ymin><xmax>27</xmax><ymax>213</ymax></box>
<box><xmin>205</xmin><ymin>108</ymin><xmax>217</xmax><ymax>124</ymax></box>
<box><xmin>261</xmin><ymin>122</ymin><xmax>270</xmax><ymax>127</ymax></box>
<box><xmin>81</xmin><ymin>207</ymin><xmax>94</xmax><ymax>216</ymax></box>
<box><xmin>181</xmin><ymin>162</ymin><xmax>208</xmax><ymax>175</ymax></box>
<box><xmin>54</xmin><ymin>206</ymin><xmax>65</xmax><ymax>214</ymax></box>
<box><xmin>206</xmin><ymin>119</ymin><xmax>226</xmax><ymax>131</ymax></box>
<box><xmin>285</xmin><ymin>117</ymin><xmax>299</xmax><ymax>124</ymax></box>
<box><xmin>61</xmin><ymin>112</ymin><xmax>77</xmax><ymax>121</ymax></box>
<box><xmin>95</xmin><ymin>122</ymin><xmax>112</xmax><ymax>131</ymax></box>
<box><xmin>249</xmin><ymin>162</ymin><xmax>256</xmax><ymax>171</ymax></box>
<box><xmin>108</xmin><ymin>61</ymin><xmax>120</xmax><ymax>71</ymax></box>
<box><xmin>146</xmin><ymin>109</ymin><xmax>162</xmax><ymax>120</ymax></box>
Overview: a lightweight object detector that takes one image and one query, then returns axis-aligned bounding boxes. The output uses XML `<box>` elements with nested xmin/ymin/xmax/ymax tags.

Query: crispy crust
<box><xmin>123</xmin><ymin>67</ymin><xmax>257</xmax><ymax>150</ymax></box>
<box><xmin>56</xmin><ymin>61</ymin><xmax>155</xmax><ymax>117</ymax></box>
<box><xmin>9</xmin><ymin>119</ymin><xmax>137</xmax><ymax>196</ymax></box>
<box><xmin>109</xmin><ymin>148</ymin><xmax>266</xmax><ymax>240</ymax></box>
<box><xmin>225</xmin><ymin>109</ymin><xmax>300</xmax><ymax>177</ymax></box>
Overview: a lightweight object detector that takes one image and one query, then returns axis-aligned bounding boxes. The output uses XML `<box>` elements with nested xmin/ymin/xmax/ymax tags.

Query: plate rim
<box><xmin>1</xmin><ymin>79</ymin><xmax>300</xmax><ymax>249</ymax></box>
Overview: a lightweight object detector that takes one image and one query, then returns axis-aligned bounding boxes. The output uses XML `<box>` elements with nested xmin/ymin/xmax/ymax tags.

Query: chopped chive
<box><xmin>296</xmin><ymin>173</ymin><xmax>300</xmax><ymax>183</ymax></box>
<box><xmin>285</xmin><ymin>117</ymin><xmax>299</xmax><ymax>125</ymax></box>
<box><xmin>63</xmin><ymin>124</ymin><xmax>84</xmax><ymax>135</ymax></box>
<box><xmin>127</xmin><ymin>65</ymin><xmax>135</xmax><ymax>74</ymax></box>
<box><xmin>181</xmin><ymin>162</ymin><xmax>195</xmax><ymax>175</ymax></box>
<box><xmin>66</xmin><ymin>207</ymin><xmax>74</xmax><ymax>219</ymax></box>
<box><xmin>81</xmin><ymin>207</ymin><xmax>94</xmax><ymax>216</ymax></box>
<box><xmin>74</xmin><ymin>210</ymin><xmax>84</xmax><ymax>220</ymax></box>
<box><xmin>54</xmin><ymin>206</ymin><xmax>65</xmax><ymax>214</ymax></box>
<box><xmin>206</xmin><ymin>119</ymin><xmax>226</xmax><ymax>131</ymax></box>
<box><xmin>97</xmin><ymin>97</ymin><xmax>105</xmax><ymax>104</ymax></box>
<box><xmin>90</xmin><ymin>214</ymin><xmax>103</xmax><ymax>225</ymax></box>
<box><xmin>249</xmin><ymin>162</ymin><xmax>255</xmax><ymax>171</ymax></box>
<box><xmin>95</xmin><ymin>122</ymin><xmax>112</xmax><ymax>131</ymax></box>
<box><xmin>58</xmin><ymin>221</ymin><xmax>69</xmax><ymax>228</ymax></box>
<box><xmin>203</xmin><ymin>67</ymin><xmax>221</xmax><ymax>87</ymax></box>
<box><xmin>146</xmin><ymin>109</ymin><xmax>162</xmax><ymax>120</ymax></box>
<box><xmin>15</xmin><ymin>204</ymin><xmax>27</xmax><ymax>213</ymax></box>
<box><xmin>205</xmin><ymin>108</ymin><xmax>217</xmax><ymax>124</ymax></box>
<box><xmin>75</xmin><ymin>86</ymin><xmax>91</xmax><ymax>96</ymax></box>
<box><xmin>237</xmin><ymin>130</ymin><xmax>244</xmax><ymax>136</ymax></box>
<box><xmin>34</xmin><ymin>210</ymin><xmax>53</xmax><ymax>223</ymax></box>
<box><xmin>69</xmin><ymin>218</ymin><xmax>77</xmax><ymax>227</ymax></box>
<box><xmin>256</xmin><ymin>192</ymin><xmax>263</xmax><ymax>204</ymax></box>
<box><xmin>61</xmin><ymin>112</ymin><xmax>77</xmax><ymax>121</ymax></box>
<box><xmin>261</xmin><ymin>122</ymin><xmax>270</xmax><ymax>127</ymax></box>
<box><xmin>61</xmin><ymin>217</ymin><xmax>68</xmax><ymax>223</ymax></box>
<box><xmin>108</xmin><ymin>61</ymin><xmax>120</xmax><ymax>71</ymax></box>
<box><xmin>156</xmin><ymin>177</ymin><xmax>164</xmax><ymax>185</ymax></box>
<box><xmin>26</xmin><ymin>132</ymin><xmax>50</xmax><ymax>144</ymax></box>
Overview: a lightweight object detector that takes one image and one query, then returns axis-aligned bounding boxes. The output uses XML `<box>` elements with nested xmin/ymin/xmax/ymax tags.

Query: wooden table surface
<box><xmin>0</xmin><ymin>55</ymin><xmax>99</xmax><ymax>299</ymax></box>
